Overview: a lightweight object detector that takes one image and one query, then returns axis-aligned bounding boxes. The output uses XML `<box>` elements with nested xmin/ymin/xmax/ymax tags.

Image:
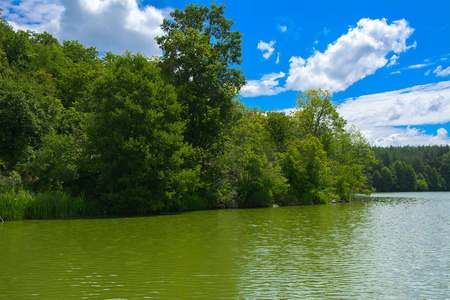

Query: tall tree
<box><xmin>391</xmin><ymin>160</ymin><xmax>416</xmax><ymax>192</ymax></box>
<box><xmin>156</xmin><ymin>3</ymin><xmax>245</xmax><ymax>152</ymax></box>
<box><xmin>85</xmin><ymin>52</ymin><xmax>200</xmax><ymax>214</ymax></box>
<box><xmin>294</xmin><ymin>89</ymin><xmax>346</xmax><ymax>140</ymax></box>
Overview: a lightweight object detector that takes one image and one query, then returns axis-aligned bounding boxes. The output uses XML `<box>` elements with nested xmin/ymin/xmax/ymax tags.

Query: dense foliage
<box><xmin>370</xmin><ymin>145</ymin><xmax>450</xmax><ymax>192</ymax></box>
<box><xmin>0</xmin><ymin>5</ymin><xmax>376</xmax><ymax>221</ymax></box>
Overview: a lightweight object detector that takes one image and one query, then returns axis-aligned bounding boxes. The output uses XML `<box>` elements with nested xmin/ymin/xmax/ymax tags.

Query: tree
<box><xmin>294</xmin><ymin>89</ymin><xmax>346</xmax><ymax>145</ymax></box>
<box><xmin>32</xmin><ymin>132</ymin><xmax>79</xmax><ymax>191</ymax></box>
<box><xmin>425</xmin><ymin>165</ymin><xmax>441</xmax><ymax>191</ymax></box>
<box><xmin>373</xmin><ymin>170</ymin><xmax>382</xmax><ymax>191</ymax></box>
<box><xmin>280</xmin><ymin>135</ymin><xmax>332</xmax><ymax>204</ymax></box>
<box><xmin>0</xmin><ymin>78</ymin><xmax>63</xmax><ymax>166</ymax></box>
<box><xmin>224</xmin><ymin>107</ymin><xmax>288</xmax><ymax>207</ymax></box>
<box><xmin>391</xmin><ymin>161</ymin><xmax>416</xmax><ymax>192</ymax></box>
<box><xmin>378</xmin><ymin>166</ymin><xmax>395</xmax><ymax>192</ymax></box>
<box><xmin>331</xmin><ymin>129</ymin><xmax>375</xmax><ymax>199</ymax></box>
<box><xmin>416</xmin><ymin>173</ymin><xmax>428</xmax><ymax>191</ymax></box>
<box><xmin>265</xmin><ymin>111</ymin><xmax>295</xmax><ymax>153</ymax></box>
<box><xmin>156</xmin><ymin>3</ymin><xmax>245</xmax><ymax>152</ymax></box>
<box><xmin>85</xmin><ymin>52</ymin><xmax>200</xmax><ymax>214</ymax></box>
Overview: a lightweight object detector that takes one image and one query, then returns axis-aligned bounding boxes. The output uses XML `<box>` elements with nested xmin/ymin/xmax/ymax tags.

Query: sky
<box><xmin>1</xmin><ymin>0</ymin><xmax>449</xmax><ymax>146</ymax></box>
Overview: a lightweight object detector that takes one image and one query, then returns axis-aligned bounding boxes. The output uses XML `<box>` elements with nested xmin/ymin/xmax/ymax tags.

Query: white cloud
<box><xmin>275</xmin><ymin>82</ymin><xmax>450</xmax><ymax>146</ymax></box>
<box><xmin>407</xmin><ymin>41</ymin><xmax>417</xmax><ymax>50</ymax></box>
<box><xmin>338</xmin><ymin>81</ymin><xmax>450</xmax><ymax>146</ymax></box>
<box><xmin>425</xmin><ymin>70</ymin><xmax>431</xmax><ymax>76</ymax></box>
<box><xmin>285</xmin><ymin>18</ymin><xmax>415</xmax><ymax>92</ymax></box>
<box><xmin>407</xmin><ymin>63</ymin><xmax>431</xmax><ymax>69</ymax></box>
<box><xmin>279</xmin><ymin>25</ymin><xmax>287</xmax><ymax>32</ymax></box>
<box><xmin>275</xmin><ymin>52</ymin><xmax>280</xmax><ymax>64</ymax></box>
<box><xmin>433</xmin><ymin>65</ymin><xmax>450</xmax><ymax>77</ymax></box>
<box><xmin>391</xmin><ymin>70</ymin><xmax>401</xmax><ymax>75</ymax></box>
<box><xmin>0</xmin><ymin>0</ymin><xmax>65</xmax><ymax>33</ymax></box>
<box><xmin>240</xmin><ymin>72</ymin><xmax>285</xmax><ymax>97</ymax></box>
<box><xmin>364</xmin><ymin>126</ymin><xmax>449</xmax><ymax>147</ymax></box>
<box><xmin>257</xmin><ymin>40</ymin><xmax>276</xmax><ymax>59</ymax></box>
<box><xmin>387</xmin><ymin>54</ymin><xmax>399</xmax><ymax>67</ymax></box>
<box><xmin>244</xmin><ymin>18</ymin><xmax>415</xmax><ymax>97</ymax></box>
<box><xmin>1</xmin><ymin>0</ymin><xmax>170</xmax><ymax>57</ymax></box>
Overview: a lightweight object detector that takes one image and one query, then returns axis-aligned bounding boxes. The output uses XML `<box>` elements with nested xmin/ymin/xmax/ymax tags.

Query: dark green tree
<box><xmin>156</xmin><ymin>3</ymin><xmax>245</xmax><ymax>152</ymax></box>
<box><xmin>379</xmin><ymin>166</ymin><xmax>395</xmax><ymax>192</ymax></box>
<box><xmin>85</xmin><ymin>52</ymin><xmax>201</xmax><ymax>214</ymax></box>
<box><xmin>425</xmin><ymin>165</ymin><xmax>441</xmax><ymax>191</ymax></box>
<box><xmin>391</xmin><ymin>160</ymin><xmax>416</xmax><ymax>192</ymax></box>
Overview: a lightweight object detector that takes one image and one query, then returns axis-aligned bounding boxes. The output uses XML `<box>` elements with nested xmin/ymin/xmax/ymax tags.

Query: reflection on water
<box><xmin>1</xmin><ymin>192</ymin><xmax>449</xmax><ymax>299</ymax></box>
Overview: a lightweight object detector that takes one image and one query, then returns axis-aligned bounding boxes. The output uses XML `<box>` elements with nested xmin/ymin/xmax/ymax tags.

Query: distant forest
<box><xmin>369</xmin><ymin>145</ymin><xmax>450</xmax><ymax>192</ymax></box>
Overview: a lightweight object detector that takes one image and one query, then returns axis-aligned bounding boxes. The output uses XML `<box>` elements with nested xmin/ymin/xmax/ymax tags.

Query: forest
<box><xmin>0</xmin><ymin>3</ymin><xmax>392</xmax><ymax>221</ymax></box>
<box><xmin>369</xmin><ymin>145</ymin><xmax>450</xmax><ymax>192</ymax></box>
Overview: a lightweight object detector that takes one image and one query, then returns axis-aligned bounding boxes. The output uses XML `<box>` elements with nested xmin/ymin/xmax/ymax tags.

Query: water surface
<box><xmin>1</xmin><ymin>192</ymin><xmax>449</xmax><ymax>299</ymax></box>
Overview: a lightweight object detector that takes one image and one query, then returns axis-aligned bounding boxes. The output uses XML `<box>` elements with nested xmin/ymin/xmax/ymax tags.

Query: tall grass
<box><xmin>0</xmin><ymin>189</ymin><xmax>87</xmax><ymax>221</ymax></box>
<box><xmin>0</xmin><ymin>189</ymin><xmax>33</xmax><ymax>221</ymax></box>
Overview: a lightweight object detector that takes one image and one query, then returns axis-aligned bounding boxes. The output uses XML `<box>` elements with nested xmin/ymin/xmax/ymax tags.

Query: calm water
<box><xmin>1</xmin><ymin>192</ymin><xmax>449</xmax><ymax>299</ymax></box>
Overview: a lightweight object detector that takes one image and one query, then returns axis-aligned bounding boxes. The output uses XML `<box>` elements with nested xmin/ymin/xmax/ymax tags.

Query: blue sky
<box><xmin>1</xmin><ymin>0</ymin><xmax>449</xmax><ymax>146</ymax></box>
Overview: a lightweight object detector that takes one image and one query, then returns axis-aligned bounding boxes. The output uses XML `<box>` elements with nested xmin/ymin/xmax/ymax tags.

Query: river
<box><xmin>1</xmin><ymin>192</ymin><xmax>449</xmax><ymax>299</ymax></box>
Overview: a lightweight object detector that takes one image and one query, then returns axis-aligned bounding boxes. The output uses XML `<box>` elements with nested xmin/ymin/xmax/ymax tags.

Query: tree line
<box><xmin>369</xmin><ymin>145</ymin><xmax>450</xmax><ymax>192</ymax></box>
<box><xmin>0</xmin><ymin>4</ymin><xmax>376</xmax><ymax>220</ymax></box>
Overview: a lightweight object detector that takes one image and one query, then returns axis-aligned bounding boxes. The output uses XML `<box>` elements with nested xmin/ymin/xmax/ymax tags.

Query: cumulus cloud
<box><xmin>338</xmin><ymin>81</ymin><xmax>450</xmax><ymax>146</ymax></box>
<box><xmin>0</xmin><ymin>0</ymin><xmax>170</xmax><ymax>57</ymax></box>
<box><xmin>243</xmin><ymin>18</ymin><xmax>415</xmax><ymax>97</ymax></box>
<box><xmin>434</xmin><ymin>65</ymin><xmax>450</xmax><ymax>77</ymax></box>
<box><xmin>279</xmin><ymin>25</ymin><xmax>287</xmax><ymax>32</ymax></box>
<box><xmin>257</xmin><ymin>40</ymin><xmax>276</xmax><ymax>59</ymax></box>
<box><xmin>0</xmin><ymin>0</ymin><xmax>65</xmax><ymax>33</ymax></box>
<box><xmin>285</xmin><ymin>18</ymin><xmax>415</xmax><ymax>92</ymax></box>
<box><xmin>240</xmin><ymin>72</ymin><xmax>286</xmax><ymax>97</ymax></box>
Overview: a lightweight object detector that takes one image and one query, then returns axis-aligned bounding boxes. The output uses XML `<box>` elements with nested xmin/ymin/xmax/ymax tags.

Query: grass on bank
<box><xmin>0</xmin><ymin>189</ymin><xmax>86</xmax><ymax>221</ymax></box>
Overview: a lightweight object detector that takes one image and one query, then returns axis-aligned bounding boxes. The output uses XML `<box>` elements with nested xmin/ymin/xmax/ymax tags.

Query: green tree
<box><xmin>32</xmin><ymin>132</ymin><xmax>79</xmax><ymax>191</ymax></box>
<box><xmin>372</xmin><ymin>170</ymin><xmax>382</xmax><ymax>191</ymax></box>
<box><xmin>62</xmin><ymin>40</ymin><xmax>99</xmax><ymax>64</ymax></box>
<box><xmin>85</xmin><ymin>52</ymin><xmax>200</xmax><ymax>214</ymax></box>
<box><xmin>293</xmin><ymin>89</ymin><xmax>346</xmax><ymax>153</ymax></box>
<box><xmin>224</xmin><ymin>107</ymin><xmax>288</xmax><ymax>207</ymax></box>
<box><xmin>391</xmin><ymin>161</ymin><xmax>416</xmax><ymax>192</ymax></box>
<box><xmin>331</xmin><ymin>129</ymin><xmax>375</xmax><ymax>199</ymax></box>
<box><xmin>378</xmin><ymin>166</ymin><xmax>395</xmax><ymax>192</ymax></box>
<box><xmin>280</xmin><ymin>135</ymin><xmax>332</xmax><ymax>204</ymax></box>
<box><xmin>416</xmin><ymin>173</ymin><xmax>428</xmax><ymax>191</ymax></box>
<box><xmin>0</xmin><ymin>78</ymin><xmax>63</xmax><ymax>166</ymax></box>
<box><xmin>440</xmin><ymin>151</ymin><xmax>450</xmax><ymax>191</ymax></box>
<box><xmin>425</xmin><ymin>165</ymin><xmax>441</xmax><ymax>191</ymax></box>
<box><xmin>156</xmin><ymin>3</ymin><xmax>245</xmax><ymax>151</ymax></box>
<box><xmin>265</xmin><ymin>111</ymin><xmax>295</xmax><ymax>152</ymax></box>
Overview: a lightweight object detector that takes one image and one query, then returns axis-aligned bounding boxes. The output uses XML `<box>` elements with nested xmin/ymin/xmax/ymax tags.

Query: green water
<box><xmin>1</xmin><ymin>192</ymin><xmax>449</xmax><ymax>299</ymax></box>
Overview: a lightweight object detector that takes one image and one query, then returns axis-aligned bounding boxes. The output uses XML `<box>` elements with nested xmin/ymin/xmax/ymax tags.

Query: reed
<box><xmin>30</xmin><ymin>191</ymin><xmax>86</xmax><ymax>219</ymax></box>
<box><xmin>0</xmin><ymin>189</ymin><xmax>33</xmax><ymax>221</ymax></box>
<box><xmin>0</xmin><ymin>189</ymin><xmax>87</xmax><ymax>221</ymax></box>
